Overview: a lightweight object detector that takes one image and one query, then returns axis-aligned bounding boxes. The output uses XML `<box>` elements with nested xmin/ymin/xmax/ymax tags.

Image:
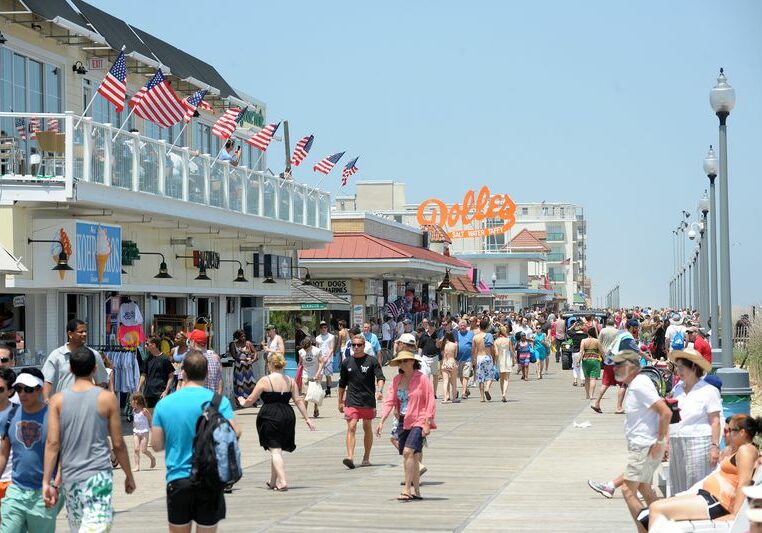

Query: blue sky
<box><xmin>90</xmin><ymin>0</ymin><xmax>762</xmax><ymax>308</ymax></box>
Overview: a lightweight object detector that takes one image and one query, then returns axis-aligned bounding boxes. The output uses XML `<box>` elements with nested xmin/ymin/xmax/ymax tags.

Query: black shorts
<box><xmin>166</xmin><ymin>477</ymin><xmax>226</xmax><ymax>527</ymax></box>
<box><xmin>398</xmin><ymin>426</ymin><xmax>425</xmax><ymax>455</ymax></box>
<box><xmin>145</xmin><ymin>395</ymin><xmax>161</xmax><ymax>408</ymax></box>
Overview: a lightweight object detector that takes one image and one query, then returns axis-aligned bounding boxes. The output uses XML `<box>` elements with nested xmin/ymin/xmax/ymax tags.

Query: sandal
<box><xmin>273</xmin><ymin>486</ymin><xmax>288</xmax><ymax>492</ymax></box>
<box><xmin>411</xmin><ymin>494</ymin><xmax>424</xmax><ymax>500</ymax></box>
<box><xmin>342</xmin><ymin>458</ymin><xmax>356</xmax><ymax>469</ymax></box>
<box><xmin>265</xmin><ymin>481</ymin><xmax>275</xmax><ymax>489</ymax></box>
<box><xmin>361</xmin><ymin>460</ymin><xmax>372</xmax><ymax>467</ymax></box>
<box><xmin>397</xmin><ymin>493</ymin><xmax>413</xmax><ymax>501</ymax></box>
<box><xmin>590</xmin><ymin>405</ymin><xmax>603</xmax><ymax>414</ymax></box>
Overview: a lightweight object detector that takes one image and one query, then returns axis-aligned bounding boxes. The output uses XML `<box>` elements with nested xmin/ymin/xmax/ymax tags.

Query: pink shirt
<box><xmin>381</xmin><ymin>370</ymin><xmax>437</xmax><ymax>431</ymax></box>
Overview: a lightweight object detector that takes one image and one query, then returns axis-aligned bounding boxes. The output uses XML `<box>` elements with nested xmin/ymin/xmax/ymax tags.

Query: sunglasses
<box><xmin>351</xmin><ymin>343</ymin><xmax>364</xmax><ymax>347</ymax></box>
<box><xmin>0</xmin><ymin>358</ymin><xmax>10</xmax><ymax>363</ymax></box>
<box><xmin>14</xmin><ymin>385</ymin><xmax>39</xmax><ymax>394</ymax></box>
<box><xmin>728</xmin><ymin>427</ymin><xmax>743</xmax><ymax>433</ymax></box>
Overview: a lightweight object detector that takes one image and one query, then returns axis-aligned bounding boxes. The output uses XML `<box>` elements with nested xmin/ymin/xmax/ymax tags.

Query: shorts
<box><xmin>457</xmin><ymin>361</ymin><xmax>473</xmax><ymax>378</ymax></box>
<box><xmin>398</xmin><ymin>426</ymin><xmax>425</xmax><ymax>455</ymax></box>
<box><xmin>343</xmin><ymin>407</ymin><xmax>376</xmax><ymax>421</ymax></box>
<box><xmin>637</xmin><ymin>489</ymin><xmax>728</xmax><ymax>530</ymax></box>
<box><xmin>423</xmin><ymin>357</ymin><xmax>440</xmax><ymax>378</ymax></box>
<box><xmin>166</xmin><ymin>477</ymin><xmax>226</xmax><ymax>528</ymax></box>
<box><xmin>0</xmin><ymin>483</ymin><xmax>63</xmax><ymax>533</ymax></box>
<box><xmin>322</xmin><ymin>358</ymin><xmax>334</xmax><ymax>376</ymax></box>
<box><xmin>63</xmin><ymin>471</ymin><xmax>113</xmax><ymax>532</ymax></box>
<box><xmin>602</xmin><ymin>365</ymin><xmax>622</xmax><ymax>387</ymax></box>
<box><xmin>582</xmin><ymin>358</ymin><xmax>601</xmax><ymax>379</ymax></box>
<box><xmin>0</xmin><ymin>480</ymin><xmax>10</xmax><ymax>500</ymax></box>
<box><xmin>624</xmin><ymin>446</ymin><xmax>662</xmax><ymax>484</ymax></box>
<box><xmin>145</xmin><ymin>395</ymin><xmax>161</xmax><ymax>408</ymax></box>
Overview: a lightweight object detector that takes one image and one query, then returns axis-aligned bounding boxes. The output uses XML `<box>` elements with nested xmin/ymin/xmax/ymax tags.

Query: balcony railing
<box><xmin>546</xmin><ymin>232</ymin><xmax>566</xmax><ymax>242</ymax></box>
<box><xmin>546</xmin><ymin>252</ymin><xmax>564</xmax><ymax>262</ymax></box>
<box><xmin>548</xmin><ymin>272</ymin><xmax>566</xmax><ymax>282</ymax></box>
<box><xmin>0</xmin><ymin>112</ymin><xmax>330</xmax><ymax>230</ymax></box>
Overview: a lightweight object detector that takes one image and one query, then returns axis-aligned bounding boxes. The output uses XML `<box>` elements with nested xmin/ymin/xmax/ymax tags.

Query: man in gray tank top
<box><xmin>42</xmin><ymin>346</ymin><xmax>136</xmax><ymax>531</ymax></box>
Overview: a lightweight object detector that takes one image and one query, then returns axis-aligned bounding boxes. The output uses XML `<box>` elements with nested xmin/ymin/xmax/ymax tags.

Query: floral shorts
<box><xmin>63</xmin><ymin>470</ymin><xmax>114</xmax><ymax>533</ymax></box>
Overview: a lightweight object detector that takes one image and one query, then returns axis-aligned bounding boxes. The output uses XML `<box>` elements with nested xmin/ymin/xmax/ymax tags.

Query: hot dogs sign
<box><xmin>416</xmin><ymin>186</ymin><xmax>517</xmax><ymax>239</ymax></box>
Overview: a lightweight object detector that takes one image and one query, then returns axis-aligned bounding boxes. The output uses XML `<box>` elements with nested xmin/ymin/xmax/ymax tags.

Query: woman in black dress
<box><xmin>238</xmin><ymin>353</ymin><xmax>315</xmax><ymax>490</ymax></box>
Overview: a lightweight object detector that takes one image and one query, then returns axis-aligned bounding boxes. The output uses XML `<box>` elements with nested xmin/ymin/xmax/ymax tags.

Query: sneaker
<box><xmin>587</xmin><ymin>480</ymin><xmax>614</xmax><ymax>499</ymax></box>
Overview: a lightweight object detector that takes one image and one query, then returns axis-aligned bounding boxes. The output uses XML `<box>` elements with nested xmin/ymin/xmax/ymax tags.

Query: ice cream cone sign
<box><xmin>96</xmin><ymin>227</ymin><xmax>111</xmax><ymax>283</ymax></box>
<box><xmin>52</xmin><ymin>228</ymin><xmax>72</xmax><ymax>280</ymax></box>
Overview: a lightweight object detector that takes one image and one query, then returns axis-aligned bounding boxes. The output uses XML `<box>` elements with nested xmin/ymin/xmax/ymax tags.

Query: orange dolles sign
<box><xmin>416</xmin><ymin>186</ymin><xmax>516</xmax><ymax>239</ymax></box>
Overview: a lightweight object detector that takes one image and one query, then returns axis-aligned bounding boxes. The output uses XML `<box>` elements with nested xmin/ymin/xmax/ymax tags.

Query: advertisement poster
<box><xmin>352</xmin><ymin>304</ymin><xmax>364</xmax><ymax>327</ymax></box>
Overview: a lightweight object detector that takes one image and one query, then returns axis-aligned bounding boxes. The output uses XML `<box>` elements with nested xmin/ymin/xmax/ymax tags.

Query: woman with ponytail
<box><xmin>638</xmin><ymin>414</ymin><xmax>760</xmax><ymax>532</ymax></box>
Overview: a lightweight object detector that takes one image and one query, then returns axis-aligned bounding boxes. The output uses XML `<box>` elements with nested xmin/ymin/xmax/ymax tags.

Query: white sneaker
<box><xmin>587</xmin><ymin>480</ymin><xmax>615</xmax><ymax>498</ymax></box>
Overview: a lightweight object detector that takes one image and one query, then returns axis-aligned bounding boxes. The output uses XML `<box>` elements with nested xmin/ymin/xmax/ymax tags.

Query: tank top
<box><xmin>702</xmin><ymin>453</ymin><xmax>740</xmax><ymax>511</ymax></box>
<box><xmin>60</xmin><ymin>388</ymin><xmax>112</xmax><ymax>484</ymax></box>
<box><xmin>133</xmin><ymin>408</ymin><xmax>150</xmax><ymax>434</ymax></box>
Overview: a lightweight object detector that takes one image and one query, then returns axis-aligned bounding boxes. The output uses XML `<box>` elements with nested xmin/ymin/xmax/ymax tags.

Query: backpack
<box><xmin>639</xmin><ymin>366</ymin><xmax>680</xmax><ymax>423</ymax></box>
<box><xmin>190</xmin><ymin>394</ymin><xmax>242</xmax><ymax>490</ymax></box>
<box><xmin>671</xmin><ymin>330</ymin><xmax>686</xmax><ymax>351</ymax></box>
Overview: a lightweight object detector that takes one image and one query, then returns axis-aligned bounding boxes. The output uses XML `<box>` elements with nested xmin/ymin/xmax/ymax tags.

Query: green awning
<box><xmin>573</xmin><ymin>294</ymin><xmax>586</xmax><ymax>304</ymax></box>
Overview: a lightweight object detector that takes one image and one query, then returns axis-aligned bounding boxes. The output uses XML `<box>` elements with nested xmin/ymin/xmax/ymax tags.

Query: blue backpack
<box><xmin>190</xmin><ymin>394</ymin><xmax>242</xmax><ymax>490</ymax></box>
<box><xmin>671</xmin><ymin>330</ymin><xmax>686</xmax><ymax>351</ymax></box>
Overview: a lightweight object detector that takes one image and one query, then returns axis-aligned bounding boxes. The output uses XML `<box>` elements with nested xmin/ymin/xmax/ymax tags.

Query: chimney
<box><xmin>422</xmin><ymin>231</ymin><xmax>430</xmax><ymax>249</ymax></box>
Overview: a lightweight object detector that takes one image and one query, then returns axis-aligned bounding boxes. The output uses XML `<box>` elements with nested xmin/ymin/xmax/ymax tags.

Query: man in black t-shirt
<box><xmin>418</xmin><ymin>320</ymin><xmax>441</xmax><ymax>397</ymax></box>
<box><xmin>138</xmin><ymin>337</ymin><xmax>175</xmax><ymax>413</ymax></box>
<box><xmin>338</xmin><ymin>334</ymin><xmax>385</xmax><ymax>469</ymax></box>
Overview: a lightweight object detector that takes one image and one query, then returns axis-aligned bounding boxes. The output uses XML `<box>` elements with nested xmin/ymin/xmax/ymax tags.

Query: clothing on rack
<box><xmin>94</xmin><ymin>346</ymin><xmax>141</xmax><ymax>393</ymax></box>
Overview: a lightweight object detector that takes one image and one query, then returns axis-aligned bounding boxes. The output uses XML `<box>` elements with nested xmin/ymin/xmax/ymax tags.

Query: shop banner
<box><xmin>31</xmin><ymin>220</ymin><xmax>122</xmax><ymax>287</ymax></box>
<box><xmin>311</xmin><ymin>279</ymin><xmax>349</xmax><ymax>296</ymax></box>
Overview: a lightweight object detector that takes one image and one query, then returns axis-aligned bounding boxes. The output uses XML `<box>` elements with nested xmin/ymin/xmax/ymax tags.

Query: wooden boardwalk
<box><xmin>58</xmin><ymin>361</ymin><xmax>635</xmax><ymax>532</ymax></box>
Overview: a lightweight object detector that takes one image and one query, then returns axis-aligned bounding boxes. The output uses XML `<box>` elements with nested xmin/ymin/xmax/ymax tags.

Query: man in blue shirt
<box><xmin>0</xmin><ymin>368</ymin><xmax>63</xmax><ymax>532</ymax></box>
<box><xmin>456</xmin><ymin>319</ymin><xmax>475</xmax><ymax>399</ymax></box>
<box><xmin>152</xmin><ymin>351</ymin><xmax>239</xmax><ymax>531</ymax></box>
<box><xmin>217</xmin><ymin>140</ymin><xmax>240</xmax><ymax>167</ymax></box>
<box><xmin>362</xmin><ymin>322</ymin><xmax>382</xmax><ymax>365</ymax></box>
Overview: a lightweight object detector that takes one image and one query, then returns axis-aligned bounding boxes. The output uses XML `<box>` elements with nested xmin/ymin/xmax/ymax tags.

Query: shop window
<box><xmin>0</xmin><ymin>295</ymin><xmax>25</xmax><ymax>352</ymax></box>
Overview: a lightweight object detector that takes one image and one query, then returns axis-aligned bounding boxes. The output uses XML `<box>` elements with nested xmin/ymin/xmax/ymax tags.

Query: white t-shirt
<box><xmin>624</xmin><ymin>374</ymin><xmax>662</xmax><ymax>448</ymax></box>
<box><xmin>665</xmin><ymin>324</ymin><xmax>686</xmax><ymax>351</ymax></box>
<box><xmin>670</xmin><ymin>379</ymin><xmax>722</xmax><ymax>438</ymax></box>
<box><xmin>381</xmin><ymin>321</ymin><xmax>393</xmax><ymax>342</ymax></box>
<box><xmin>317</xmin><ymin>333</ymin><xmax>335</xmax><ymax>363</ymax></box>
<box><xmin>299</xmin><ymin>346</ymin><xmax>322</xmax><ymax>379</ymax></box>
<box><xmin>0</xmin><ymin>403</ymin><xmax>15</xmax><ymax>483</ymax></box>
<box><xmin>118</xmin><ymin>302</ymin><xmax>143</xmax><ymax>326</ymax></box>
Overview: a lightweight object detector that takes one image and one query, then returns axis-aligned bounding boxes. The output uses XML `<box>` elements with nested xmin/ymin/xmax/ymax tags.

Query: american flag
<box><xmin>341</xmin><ymin>156</ymin><xmax>359</xmax><ymax>185</ymax></box>
<box><xmin>15</xmin><ymin>117</ymin><xmax>26</xmax><ymax>141</ymax></box>
<box><xmin>211</xmin><ymin>107</ymin><xmax>246</xmax><ymax>140</ymax></box>
<box><xmin>561</xmin><ymin>257</ymin><xmax>571</xmax><ymax>265</ymax></box>
<box><xmin>128</xmin><ymin>69</ymin><xmax>185</xmax><ymax>127</ymax></box>
<box><xmin>47</xmin><ymin>119</ymin><xmax>59</xmax><ymax>132</ymax></box>
<box><xmin>290</xmin><ymin>134</ymin><xmax>314</xmax><ymax>166</ymax></box>
<box><xmin>97</xmin><ymin>50</ymin><xmax>127</xmax><ymax>112</ymax></box>
<box><xmin>384</xmin><ymin>298</ymin><xmax>403</xmax><ymax>319</ymax></box>
<box><xmin>245</xmin><ymin>122</ymin><xmax>280</xmax><ymax>151</ymax></box>
<box><xmin>313</xmin><ymin>151</ymin><xmax>345</xmax><ymax>174</ymax></box>
<box><xmin>29</xmin><ymin>117</ymin><xmax>40</xmax><ymax>140</ymax></box>
<box><xmin>198</xmin><ymin>100</ymin><xmax>213</xmax><ymax>112</ymax></box>
<box><xmin>182</xmin><ymin>89</ymin><xmax>208</xmax><ymax>123</ymax></box>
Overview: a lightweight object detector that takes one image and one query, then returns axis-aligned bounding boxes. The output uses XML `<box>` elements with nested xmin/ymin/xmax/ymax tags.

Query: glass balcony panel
<box><xmin>263</xmin><ymin>176</ymin><xmax>276</xmax><ymax>218</ymax></box>
<box><xmin>293</xmin><ymin>186</ymin><xmax>304</xmax><ymax>224</ymax></box>
<box><xmin>319</xmin><ymin>194</ymin><xmax>329</xmax><ymax>229</ymax></box>
<box><xmin>546</xmin><ymin>232</ymin><xmax>566</xmax><ymax>242</ymax></box>
<box><xmin>164</xmin><ymin>146</ymin><xmax>185</xmax><ymax>200</ymax></box>
<box><xmin>188</xmin><ymin>156</ymin><xmax>206</xmax><ymax>204</ymax></box>
<box><xmin>246</xmin><ymin>174</ymin><xmax>260</xmax><ymax>215</ymax></box>
<box><xmin>139</xmin><ymin>140</ymin><xmax>160</xmax><ymax>194</ymax></box>
<box><xmin>547</xmin><ymin>252</ymin><xmax>564</xmax><ymax>262</ymax></box>
<box><xmin>89</xmin><ymin>124</ymin><xmax>107</xmax><ymax>184</ymax></box>
<box><xmin>209</xmin><ymin>162</ymin><xmax>225</xmax><ymax>208</ymax></box>
<box><xmin>73</xmin><ymin>120</ymin><xmax>85</xmax><ymax>179</ymax></box>
<box><xmin>228</xmin><ymin>167</ymin><xmax>244</xmax><ymax>212</ymax></box>
<box><xmin>306</xmin><ymin>194</ymin><xmax>317</xmax><ymax>227</ymax></box>
<box><xmin>278</xmin><ymin>182</ymin><xmax>291</xmax><ymax>221</ymax></box>
<box><xmin>112</xmin><ymin>134</ymin><xmax>135</xmax><ymax>189</ymax></box>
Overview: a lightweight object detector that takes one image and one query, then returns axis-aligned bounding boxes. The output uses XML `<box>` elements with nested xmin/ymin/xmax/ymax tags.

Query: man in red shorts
<box><xmin>591</xmin><ymin>318</ymin><xmax>627</xmax><ymax>414</ymax></box>
<box><xmin>338</xmin><ymin>334</ymin><xmax>385</xmax><ymax>469</ymax></box>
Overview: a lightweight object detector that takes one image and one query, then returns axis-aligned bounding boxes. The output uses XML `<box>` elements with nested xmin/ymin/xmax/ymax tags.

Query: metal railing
<box><xmin>0</xmin><ymin>112</ymin><xmax>330</xmax><ymax>230</ymax></box>
<box><xmin>546</xmin><ymin>232</ymin><xmax>566</xmax><ymax>242</ymax></box>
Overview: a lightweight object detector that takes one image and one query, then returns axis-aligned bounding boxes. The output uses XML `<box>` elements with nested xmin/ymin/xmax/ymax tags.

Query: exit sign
<box><xmin>88</xmin><ymin>57</ymin><xmax>106</xmax><ymax>71</ymax></box>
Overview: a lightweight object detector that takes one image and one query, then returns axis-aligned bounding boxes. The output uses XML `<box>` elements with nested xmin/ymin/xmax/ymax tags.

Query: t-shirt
<box><xmin>624</xmin><ymin>374</ymin><xmax>662</xmax><ymax>448</ymax></box>
<box><xmin>456</xmin><ymin>330</ymin><xmax>474</xmax><ymax>362</ymax></box>
<box><xmin>666</xmin><ymin>324</ymin><xmax>687</xmax><ymax>351</ymax></box>
<box><xmin>0</xmin><ymin>405</ymin><xmax>48</xmax><ymax>490</ymax></box>
<box><xmin>118</xmin><ymin>302</ymin><xmax>143</xmax><ymax>326</ymax></box>
<box><xmin>555</xmin><ymin>318</ymin><xmax>567</xmax><ymax>340</ymax></box>
<box><xmin>142</xmin><ymin>354</ymin><xmax>175</xmax><ymax>398</ymax></box>
<box><xmin>598</xmin><ymin>326</ymin><xmax>621</xmax><ymax>365</ymax></box>
<box><xmin>418</xmin><ymin>331</ymin><xmax>439</xmax><ymax>358</ymax></box>
<box><xmin>0</xmin><ymin>404</ymin><xmax>14</xmax><ymax>483</ymax></box>
<box><xmin>671</xmin><ymin>379</ymin><xmax>722</xmax><ymax>438</ymax></box>
<box><xmin>153</xmin><ymin>386</ymin><xmax>234</xmax><ymax>483</ymax></box>
<box><xmin>693</xmin><ymin>336</ymin><xmax>712</xmax><ymax>364</ymax></box>
<box><xmin>381</xmin><ymin>322</ymin><xmax>393</xmax><ymax>342</ymax></box>
<box><xmin>338</xmin><ymin>355</ymin><xmax>384</xmax><ymax>409</ymax></box>
<box><xmin>43</xmin><ymin>345</ymin><xmax>110</xmax><ymax>392</ymax></box>
<box><xmin>300</xmin><ymin>346</ymin><xmax>322</xmax><ymax>378</ymax></box>
<box><xmin>362</xmin><ymin>332</ymin><xmax>381</xmax><ymax>355</ymax></box>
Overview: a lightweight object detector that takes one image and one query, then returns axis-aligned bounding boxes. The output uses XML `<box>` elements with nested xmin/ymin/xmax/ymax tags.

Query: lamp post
<box><xmin>703</xmin><ymin>147</ymin><xmax>720</xmax><ymax>347</ymax></box>
<box><xmin>698</xmin><ymin>192</ymin><xmax>710</xmax><ymax>331</ymax></box>
<box><xmin>710</xmin><ymin>68</ymin><xmax>735</xmax><ymax>367</ymax></box>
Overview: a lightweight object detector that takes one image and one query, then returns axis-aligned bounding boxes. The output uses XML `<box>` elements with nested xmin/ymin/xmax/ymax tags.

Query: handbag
<box><xmin>305</xmin><ymin>381</ymin><xmax>325</xmax><ymax>406</ymax></box>
<box><xmin>295</xmin><ymin>363</ymin><xmax>304</xmax><ymax>391</ymax></box>
<box><xmin>529</xmin><ymin>350</ymin><xmax>537</xmax><ymax>364</ymax></box>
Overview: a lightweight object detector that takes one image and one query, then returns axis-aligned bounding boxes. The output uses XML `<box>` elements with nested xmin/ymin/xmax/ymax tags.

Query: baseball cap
<box><xmin>187</xmin><ymin>329</ymin><xmax>208</xmax><ymax>345</ymax></box>
<box><xmin>398</xmin><ymin>333</ymin><xmax>417</xmax><ymax>345</ymax></box>
<box><xmin>612</xmin><ymin>350</ymin><xmax>640</xmax><ymax>365</ymax></box>
<box><xmin>685</xmin><ymin>326</ymin><xmax>698</xmax><ymax>333</ymax></box>
<box><xmin>319</xmin><ymin>320</ymin><xmax>328</xmax><ymax>327</ymax></box>
<box><xmin>626</xmin><ymin>319</ymin><xmax>640</xmax><ymax>328</ymax></box>
<box><xmin>13</xmin><ymin>373</ymin><xmax>44</xmax><ymax>389</ymax></box>
<box><xmin>402</xmin><ymin>319</ymin><xmax>412</xmax><ymax>325</ymax></box>
<box><xmin>265</xmin><ymin>324</ymin><xmax>275</xmax><ymax>330</ymax></box>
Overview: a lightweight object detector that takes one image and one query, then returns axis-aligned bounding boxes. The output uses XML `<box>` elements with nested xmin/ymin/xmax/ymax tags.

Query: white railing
<box><xmin>0</xmin><ymin>112</ymin><xmax>330</xmax><ymax>230</ymax></box>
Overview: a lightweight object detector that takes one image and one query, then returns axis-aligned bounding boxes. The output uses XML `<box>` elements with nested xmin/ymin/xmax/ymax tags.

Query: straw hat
<box><xmin>389</xmin><ymin>350</ymin><xmax>417</xmax><ymax>367</ymax></box>
<box><xmin>669</xmin><ymin>313</ymin><xmax>684</xmax><ymax>326</ymax></box>
<box><xmin>668</xmin><ymin>347</ymin><xmax>712</xmax><ymax>374</ymax></box>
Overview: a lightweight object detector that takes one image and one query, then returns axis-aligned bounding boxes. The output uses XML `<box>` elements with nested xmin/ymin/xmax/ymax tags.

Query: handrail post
<box><xmin>64</xmin><ymin>112</ymin><xmax>74</xmax><ymax>197</ymax></box>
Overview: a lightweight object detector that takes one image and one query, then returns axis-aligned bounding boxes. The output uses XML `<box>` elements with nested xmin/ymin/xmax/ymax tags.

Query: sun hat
<box><xmin>389</xmin><ymin>351</ymin><xmax>417</xmax><ymax>367</ymax></box>
<box><xmin>669</xmin><ymin>313</ymin><xmax>684</xmax><ymax>326</ymax></box>
<box><xmin>668</xmin><ymin>347</ymin><xmax>712</xmax><ymax>374</ymax></box>
<box><xmin>612</xmin><ymin>350</ymin><xmax>641</xmax><ymax>365</ymax></box>
<box><xmin>398</xmin><ymin>333</ymin><xmax>417</xmax><ymax>345</ymax></box>
<box><xmin>187</xmin><ymin>329</ymin><xmax>208</xmax><ymax>345</ymax></box>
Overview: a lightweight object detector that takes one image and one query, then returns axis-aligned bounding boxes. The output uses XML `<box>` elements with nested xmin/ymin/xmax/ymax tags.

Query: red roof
<box><xmin>529</xmin><ymin>230</ymin><xmax>547</xmax><ymax>241</ymax></box>
<box><xmin>420</xmin><ymin>224</ymin><xmax>452</xmax><ymax>244</ymax></box>
<box><xmin>299</xmin><ymin>233</ymin><xmax>470</xmax><ymax>268</ymax></box>
<box><xmin>507</xmin><ymin>229</ymin><xmax>550</xmax><ymax>252</ymax></box>
<box><xmin>451</xmin><ymin>275</ymin><xmax>479</xmax><ymax>294</ymax></box>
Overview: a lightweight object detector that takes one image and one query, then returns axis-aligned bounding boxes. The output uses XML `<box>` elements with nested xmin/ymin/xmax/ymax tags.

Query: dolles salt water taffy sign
<box><xmin>416</xmin><ymin>186</ymin><xmax>517</xmax><ymax>239</ymax></box>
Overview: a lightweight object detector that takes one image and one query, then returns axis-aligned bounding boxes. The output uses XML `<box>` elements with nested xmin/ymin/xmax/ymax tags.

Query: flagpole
<box><xmin>111</xmin><ymin>105</ymin><xmax>136</xmax><ymax>142</ymax></box>
<box><xmin>79</xmin><ymin>46</ymin><xmax>127</xmax><ymax>130</ymax></box>
<box><xmin>166</xmin><ymin>122</ymin><xmax>188</xmax><ymax>153</ymax></box>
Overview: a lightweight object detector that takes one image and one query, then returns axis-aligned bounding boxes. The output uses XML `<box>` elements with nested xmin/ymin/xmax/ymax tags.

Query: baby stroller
<box><xmin>560</xmin><ymin>339</ymin><xmax>574</xmax><ymax>370</ymax></box>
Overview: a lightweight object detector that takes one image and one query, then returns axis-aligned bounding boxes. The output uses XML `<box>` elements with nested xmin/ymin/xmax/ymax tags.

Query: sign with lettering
<box><xmin>88</xmin><ymin>57</ymin><xmax>106</xmax><ymax>71</ymax></box>
<box><xmin>300</xmin><ymin>303</ymin><xmax>327</xmax><ymax>310</ymax></box>
<box><xmin>416</xmin><ymin>186</ymin><xmax>516</xmax><ymax>239</ymax></box>
<box><xmin>76</xmin><ymin>222</ymin><xmax>121</xmax><ymax>285</ymax></box>
<box><xmin>311</xmin><ymin>279</ymin><xmax>349</xmax><ymax>295</ymax></box>
<box><xmin>192</xmin><ymin>250</ymin><xmax>220</xmax><ymax>269</ymax></box>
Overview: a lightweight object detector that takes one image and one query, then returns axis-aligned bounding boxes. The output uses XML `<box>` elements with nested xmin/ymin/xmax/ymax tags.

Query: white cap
<box><xmin>13</xmin><ymin>373</ymin><xmax>44</xmax><ymax>389</ymax></box>
<box><xmin>398</xmin><ymin>333</ymin><xmax>417</xmax><ymax>345</ymax></box>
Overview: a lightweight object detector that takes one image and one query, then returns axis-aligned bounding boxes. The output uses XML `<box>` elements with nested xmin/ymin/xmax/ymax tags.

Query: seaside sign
<box><xmin>416</xmin><ymin>186</ymin><xmax>516</xmax><ymax>239</ymax></box>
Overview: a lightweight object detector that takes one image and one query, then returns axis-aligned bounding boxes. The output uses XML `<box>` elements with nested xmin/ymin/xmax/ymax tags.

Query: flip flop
<box><xmin>615</xmin><ymin>410</ymin><xmax>625</xmax><ymax>414</ymax></box>
<box><xmin>273</xmin><ymin>486</ymin><xmax>288</xmax><ymax>492</ymax></box>
<box><xmin>342</xmin><ymin>458</ymin><xmax>356</xmax><ymax>469</ymax></box>
<box><xmin>419</xmin><ymin>466</ymin><xmax>428</xmax><ymax>477</ymax></box>
<box><xmin>361</xmin><ymin>460</ymin><xmax>372</xmax><ymax>467</ymax></box>
<box><xmin>590</xmin><ymin>405</ymin><xmax>603</xmax><ymax>414</ymax></box>
<box><xmin>397</xmin><ymin>493</ymin><xmax>413</xmax><ymax>501</ymax></box>
<box><xmin>265</xmin><ymin>481</ymin><xmax>275</xmax><ymax>489</ymax></box>
<box><xmin>485</xmin><ymin>391</ymin><xmax>491</xmax><ymax>401</ymax></box>
<box><xmin>411</xmin><ymin>494</ymin><xmax>424</xmax><ymax>500</ymax></box>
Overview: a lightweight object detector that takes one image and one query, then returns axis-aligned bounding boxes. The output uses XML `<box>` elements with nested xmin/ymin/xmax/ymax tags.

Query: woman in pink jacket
<box><xmin>376</xmin><ymin>351</ymin><xmax>436</xmax><ymax>501</ymax></box>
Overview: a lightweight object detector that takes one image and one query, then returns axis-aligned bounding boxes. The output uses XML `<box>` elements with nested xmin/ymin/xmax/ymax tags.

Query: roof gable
<box><xmin>507</xmin><ymin>229</ymin><xmax>550</xmax><ymax>252</ymax></box>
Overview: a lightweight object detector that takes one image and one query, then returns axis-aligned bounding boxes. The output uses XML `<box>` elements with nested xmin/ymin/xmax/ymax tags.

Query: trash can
<box><xmin>716</xmin><ymin>367</ymin><xmax>752</xmax><ymax>448</ymax></box>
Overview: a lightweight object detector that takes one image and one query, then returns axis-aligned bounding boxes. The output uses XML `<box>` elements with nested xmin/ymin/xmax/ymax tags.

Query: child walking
<box><xmin>131</xmin><ymin>394</ymin><xmax>156</xmax><ymax>470</ymax></box>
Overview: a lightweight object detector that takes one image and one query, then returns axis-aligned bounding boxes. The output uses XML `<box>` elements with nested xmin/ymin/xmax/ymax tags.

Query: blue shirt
<box><xmin>363</xmin><ymin>332</ymin><xmax>381</xmax><ymax>355</ymax></box>
<box><xmin>456</xmin><ymin>330</ymin><xmax>474</xmax><ymax>362</ymax></box>
<box><xmin>0</xmin><ymin>405</ymin><xmax>48</xmax><ymax>490</ymax></box>
<box><xmin>153</xmin><ymin>387</ymin><xmax>234</xmax><ymax>483</ymax></box>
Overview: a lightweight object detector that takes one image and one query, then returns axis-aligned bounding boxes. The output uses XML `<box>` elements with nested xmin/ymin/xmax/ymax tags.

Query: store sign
<box><xmin>311</xmin><ymin>279</ymin><xmax>349</xmax><ymax>295</ymax></box>
<box><xmin>12</xmin><ymin>295</ymin><xmax>25</xmax><ymax>308</ymax></box>
<box><xmin>31</xmin><ymin>220</ymin><xmax>122</xmax><ymax>287</ymax></box>
<box><xmin>495</xmin><ymin>294</ymin><xmax>512</xmax><ymax>301</ymax></box>
<box><xmin>416</xmin><ymin>186</ymin><xmax>516</xmax><ymax>239</ymax></box>
<box><xmin>300</xmin><ymin>303</ymin><xmax>326</xmax><ymax>310</ymax></box>
<box><xmin>192</xmin><ymin>250</ymin><xmax>220</xmax><ymax>269</ymax></box>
